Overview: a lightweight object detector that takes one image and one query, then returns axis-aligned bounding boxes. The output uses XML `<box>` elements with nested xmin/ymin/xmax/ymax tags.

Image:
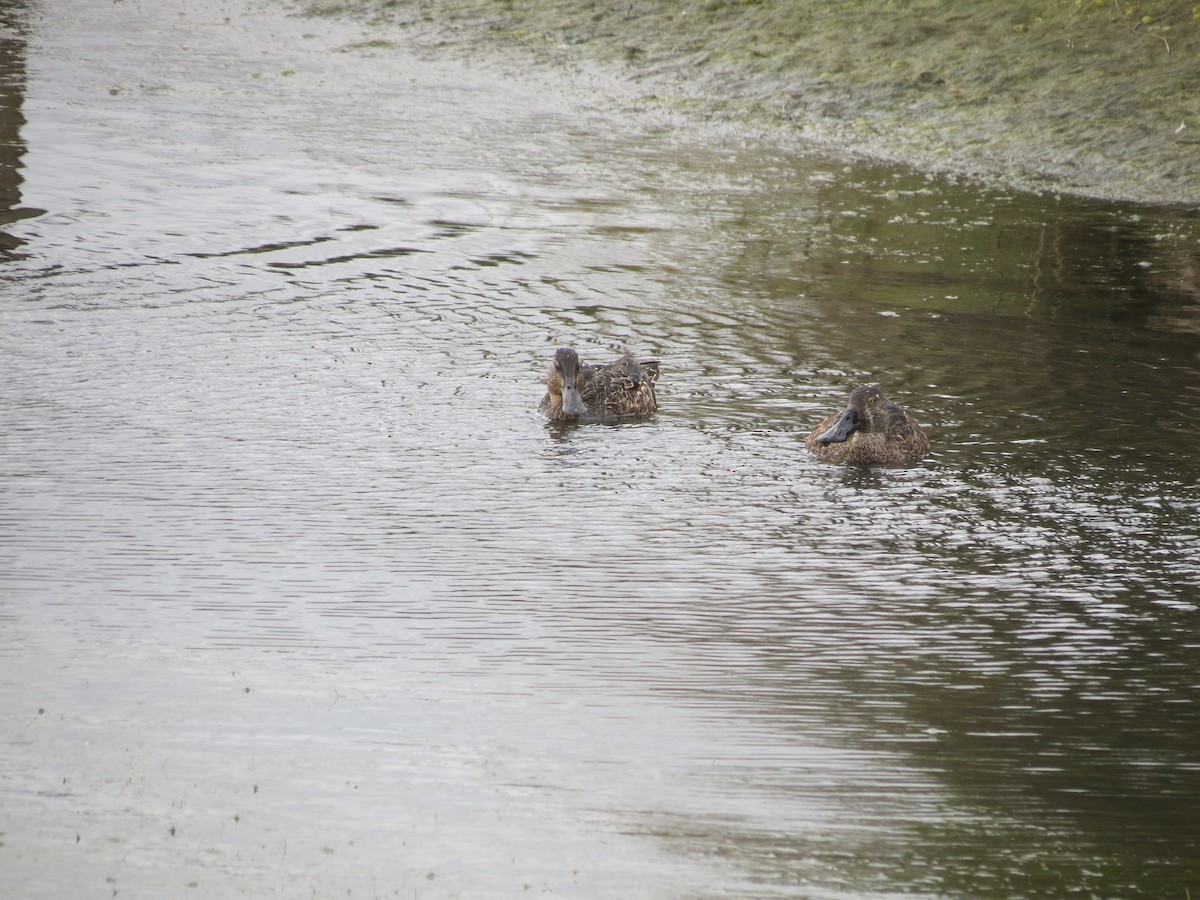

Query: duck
<box><xmin>539</xmin><ymin>347</ymin><xmax>659</xmax><ymax>422</ymax></box>
<box><xmin>805</xmin><ymin>383</ymin><xmax>930</xmax><ymax>465</ymax></box>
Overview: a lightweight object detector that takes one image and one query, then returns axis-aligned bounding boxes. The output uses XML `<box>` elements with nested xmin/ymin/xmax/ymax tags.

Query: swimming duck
<box><xmin>539</xmin><ymin>347</ymin><xmax>659</xmax><ymax>422</ymax></box>
<box><xmin>806</xmin><ymin>384</ymin><xmax>930</xmax><ymax>465</ymax></box>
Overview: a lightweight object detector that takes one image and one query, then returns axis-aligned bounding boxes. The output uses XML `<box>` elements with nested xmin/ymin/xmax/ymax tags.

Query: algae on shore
<box><xmin>300</xmin><ymin>0</ymin><xmax>1200</xmax><ymax>205</ymax></box>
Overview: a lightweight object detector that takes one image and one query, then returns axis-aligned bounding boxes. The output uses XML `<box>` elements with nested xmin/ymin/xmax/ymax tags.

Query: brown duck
<box><xmin>539</xmin><ymin>347</ymin><xmax>659</xmax><ymax>422</ymax></box>
<box><xmin>806</xmin><ymin>384</ymin><xmax>930</xmax><ymax>465</ymax></box>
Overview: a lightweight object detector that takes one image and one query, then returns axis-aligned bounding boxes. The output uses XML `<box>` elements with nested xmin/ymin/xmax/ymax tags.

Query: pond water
<box><xmin>2</xmin><ymin>0</ymin><xmax>1198</xmax><ymax>897</ymax></box>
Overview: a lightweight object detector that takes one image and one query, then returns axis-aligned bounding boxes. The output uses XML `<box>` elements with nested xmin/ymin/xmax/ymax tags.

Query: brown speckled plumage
<box><xmin>539</xmin><ymin>347</ymin><xmax>659</xmax><ymax>422</ymax></box>
<box><xmin>806</xmin><ymin>384</ymin><xmax>929</xmax><ymax>465</ymax></box>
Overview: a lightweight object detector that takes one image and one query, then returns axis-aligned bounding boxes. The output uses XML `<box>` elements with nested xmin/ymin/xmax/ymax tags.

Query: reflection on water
<box><xmin>1</xmin><ymin>0</ymin><xmax>1198</xmax><ymax>897</ymax></box>
<box><xmin>0</xmin><ymin>0</ymin><xmax>41</xmax><ymax>258</ymax></box>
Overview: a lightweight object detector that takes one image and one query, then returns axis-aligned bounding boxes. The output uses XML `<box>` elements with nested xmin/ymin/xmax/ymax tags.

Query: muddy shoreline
<box><xmin>296</xmin><ymin>0</ymin><xmax>1200</xmax><ymax>206</ymax></box>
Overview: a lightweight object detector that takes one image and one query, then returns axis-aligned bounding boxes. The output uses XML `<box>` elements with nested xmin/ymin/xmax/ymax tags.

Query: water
<box><xmin>2</xmin><ymin>0</ymin><xmax>1198</xmax><ymax>897</ymax></box>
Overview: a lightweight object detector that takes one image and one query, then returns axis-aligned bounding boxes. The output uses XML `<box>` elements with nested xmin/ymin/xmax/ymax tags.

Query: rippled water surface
<box><xmin>2</xmin><ymin>0</ymin><xmax>1199</xmax><ymax>897</ymax></box>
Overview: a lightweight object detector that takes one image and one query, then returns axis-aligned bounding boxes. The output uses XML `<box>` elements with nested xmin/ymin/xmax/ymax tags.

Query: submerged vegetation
<box><xmin>301</xmin><ymin>0</ymin><xmax>1200</xmax><ymax>203</ymax></box>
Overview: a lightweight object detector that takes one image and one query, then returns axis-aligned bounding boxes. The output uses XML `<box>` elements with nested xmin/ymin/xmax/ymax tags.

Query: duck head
<box><xmin>816</xmin><ymin>384</ymin><xmax>904</xmax><ymax>445</ymax></box>
<box><xmin>549</xmin><ymin>347</ymin><xmax>588</xmax><ymax>419</ymax></box>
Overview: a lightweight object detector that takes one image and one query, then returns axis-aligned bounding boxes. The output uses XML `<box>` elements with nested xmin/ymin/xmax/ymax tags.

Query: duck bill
<box><xmin>817</xmin><ymin>408</ymin><xmax>860</xmax><ymax>445</ymax></box>
<box><xmin>561</xmin><ymin>383</ymin><xmax>587</xmax><ymax>418</ymax></box>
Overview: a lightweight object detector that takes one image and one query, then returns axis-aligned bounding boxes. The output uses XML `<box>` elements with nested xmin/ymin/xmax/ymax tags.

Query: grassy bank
<box><xmin>302</xmin><ymin>0</ymin><xmax>1200</xmax><ymax>204</ymax></box>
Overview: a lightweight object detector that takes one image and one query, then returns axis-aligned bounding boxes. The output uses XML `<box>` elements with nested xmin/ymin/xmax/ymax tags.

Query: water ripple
<box><xmin>3</xmin><ymin>0</ymin><xmax>1199</xmax><ymax>894</ymax></box>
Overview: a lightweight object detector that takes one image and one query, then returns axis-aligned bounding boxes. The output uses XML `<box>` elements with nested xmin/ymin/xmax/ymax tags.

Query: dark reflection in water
<box><xmin>668</xmin><ymin>165</ymin><xmax>1200</xmax><ymax>894</ymax></box>
<box><xmin>0</xmin><ymin>0</ymin><xmax>39</xmax><ymax>259</ymax></box>
<box><xmin>1</xmin><ymin>0</ymin><xmax>1198</xmax><ymax>898</ymax></box>
<box><xmin>723</xmin><ymin>164</ymin><xmax>1200</xmax><ymax>368</ymax></box>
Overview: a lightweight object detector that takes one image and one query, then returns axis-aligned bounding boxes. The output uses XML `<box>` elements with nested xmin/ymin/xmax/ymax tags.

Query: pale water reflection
<box><xmin>1</xmin><ymin>0</ymin><xmax>1198</xmax><ymax>897</ymax></box>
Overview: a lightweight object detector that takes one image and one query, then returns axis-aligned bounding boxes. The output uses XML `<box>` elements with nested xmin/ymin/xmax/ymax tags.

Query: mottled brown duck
<box><xmin>539</xmin><ymin>347</ymin><xmax>659</xmax><ymax>422</ymax></box>
<box><xmin>806</xmin><ymin>384</ymin><xmax>930</xmax><ymax>465</ymax></box>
